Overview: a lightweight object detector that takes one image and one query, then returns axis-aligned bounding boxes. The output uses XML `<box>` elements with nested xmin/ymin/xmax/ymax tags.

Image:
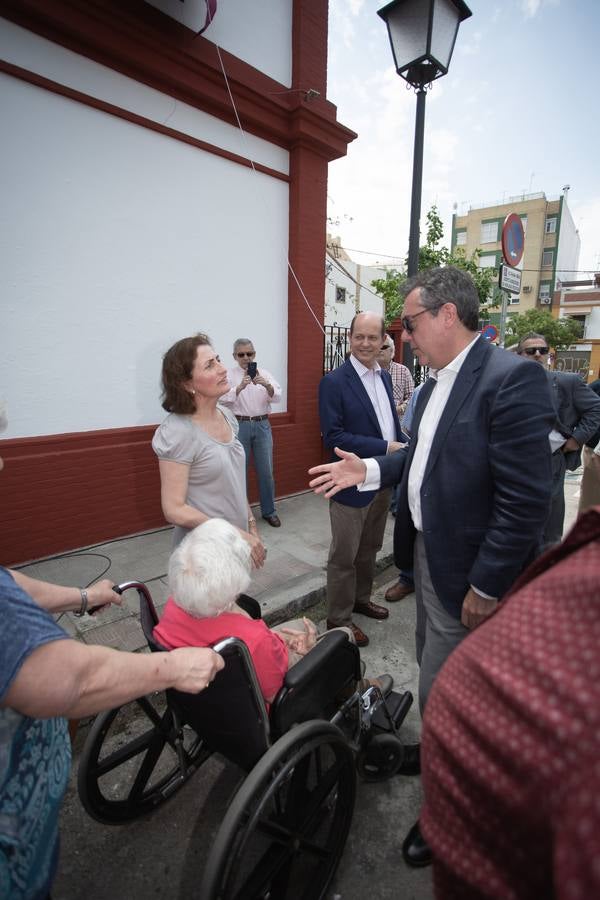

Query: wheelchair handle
<box><xmin>87</xmin><ymin>580</ymin><xmax>151</xmax><ymax>615</ymax></box>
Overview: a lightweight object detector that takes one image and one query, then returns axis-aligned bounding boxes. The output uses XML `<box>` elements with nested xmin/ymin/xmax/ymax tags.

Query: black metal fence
<box><xmin>323</xmin><ymin>325</ymin><xmax>350</xmax><ymax>373</ymax></box>
<box><xmin>323</xmin><ymin>324</ymin><xmax>430</xmax><ymax>385</ymax></box>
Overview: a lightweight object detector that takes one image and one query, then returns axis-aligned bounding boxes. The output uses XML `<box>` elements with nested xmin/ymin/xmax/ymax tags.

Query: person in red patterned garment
<box><xmin>420</xmin><ymin>506</ymin><xmax>600</xmax><ymax>900</ymax></box>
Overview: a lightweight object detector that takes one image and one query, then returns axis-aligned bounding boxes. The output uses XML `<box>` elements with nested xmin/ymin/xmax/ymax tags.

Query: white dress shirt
<box><xmin>360</xmin><ymin>335</ymin><xmax>493</xmax><ymax>598</ymax></box>
<box><xmin>349</xmin><ymin>355</ymin><xmax>396</xmax><ymax>444</ymax></box>
<box><xmin>221</xmin><ymin>365</ymin><xmax>282</xmax><ymax>417</ymax></box>
<box><xmin>361</xmin><ymin>335</ymin><xmax>480</xmax><ymax>521</ymax></box>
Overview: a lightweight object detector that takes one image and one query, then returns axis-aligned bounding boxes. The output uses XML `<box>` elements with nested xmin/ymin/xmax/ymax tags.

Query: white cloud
<box><xmin>521</xmin><ymin>0</ymin><xmax>560</xmax><ymax>19</ymax></box>
<box><xmin>522</xmin><ymin>0</ymin><xmax>541</xmax><ymax>16</ymax></box>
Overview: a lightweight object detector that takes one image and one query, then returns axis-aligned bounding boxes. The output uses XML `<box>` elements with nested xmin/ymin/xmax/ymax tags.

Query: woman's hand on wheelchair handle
<box><xmin>168</xmin><ymin>647</ymin><xmax>225</xmax><ymax>693</ymax></box>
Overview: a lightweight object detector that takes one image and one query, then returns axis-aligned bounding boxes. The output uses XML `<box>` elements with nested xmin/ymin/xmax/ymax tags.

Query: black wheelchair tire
<box><xmin>355</xmin><ymin>732</ymin><xmax>404</xmax><ymax>782</ymax></box>
<box><xmin>77</xmin><ymin>693</ymin><xmax>209</xmax><ymax>824</ymax></box>
<box><xmin>201</xmin><ymin>720</ymin><xmax>356</xmax><ymax>900</ymax></box>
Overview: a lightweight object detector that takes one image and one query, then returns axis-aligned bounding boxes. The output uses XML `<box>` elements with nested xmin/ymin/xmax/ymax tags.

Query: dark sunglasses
<box><xmin>401</xmin><ymin>308</ymin><xmax>430</xmax><ymax>335</ymax></box>
<box><xmin>522</xmin><ymin>346</ymin><xmax>548</xmax><ymax>356</ymax></box>
<box><xmin>236</xmin><ymin>351</ymin><xmax>255</xmax><ymax>358</ymax></box>
<box><xmin>380</xmin><ymin>345</ymin><xmax>393</xmax><ymax>351</ymax></box>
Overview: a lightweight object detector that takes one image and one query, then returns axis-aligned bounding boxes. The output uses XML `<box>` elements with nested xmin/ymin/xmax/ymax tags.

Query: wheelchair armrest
<box><xmin>282</xmin><ymin>630</ymin><xmax>350</xmax><ymax>690</ymax></box>
<box><xmin>270</xmin><ymin>630</ymin><xmax>361</xmax><ymax>739</ymax></box>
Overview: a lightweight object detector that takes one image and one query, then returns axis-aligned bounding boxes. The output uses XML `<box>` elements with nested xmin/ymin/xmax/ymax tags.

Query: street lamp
<box><xmin>378</xmin><ymin>0</ymin><xmax>471</xmax><ymax>369</ymax></box>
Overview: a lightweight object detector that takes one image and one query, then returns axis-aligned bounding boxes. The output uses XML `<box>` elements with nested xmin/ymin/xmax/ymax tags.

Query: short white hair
<box><xmin>168</xmin><ymin>518</ymin><xmax>252</xmax><ymax>618</ymax></box>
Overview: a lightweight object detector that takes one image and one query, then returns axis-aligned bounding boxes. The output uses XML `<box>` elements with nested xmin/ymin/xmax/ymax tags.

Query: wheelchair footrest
<box><xmin>371</xmin><ymin>689</ymin><xmax>413</xmax><ymax>734</ymax></box>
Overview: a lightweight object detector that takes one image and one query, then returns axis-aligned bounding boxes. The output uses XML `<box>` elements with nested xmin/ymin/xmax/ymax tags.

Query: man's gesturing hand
<box><xmin>308</xmin><ymin>448</ymin><xmax>367</xmax><ymax>499</ymax></box>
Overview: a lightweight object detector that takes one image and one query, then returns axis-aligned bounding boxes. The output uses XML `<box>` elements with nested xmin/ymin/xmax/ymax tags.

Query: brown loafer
<box><xmin>354</xmin><ymin>600</ymin><xmax>389</xmax><ymax>620</ymax></box>
<box><xmin>328</xmin><ymin>619</ymin><xmax>369</xmax><ymax>647</ymax></box>
<box><xmin>262</xmin><ymin>514</ymin><xmax>281</xmax><ymax>527</ymax></box>
<box><xmin>385</xmin><ymin>582</ymin><xmax>414</xmax><ymax>602</ymax></box>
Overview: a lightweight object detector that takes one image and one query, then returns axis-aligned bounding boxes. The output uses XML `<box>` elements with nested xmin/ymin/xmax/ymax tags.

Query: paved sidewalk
<box><xmin>16</xmin><ymin>489</ymin><xmax>397</xmax><ymax>650</ymax></box>
<box><xmin>16</xmin><ymin>472</ymin><xmax>583</xmax><ymax>653</ymax></box>
<box><xmin>43</xmin><ymin>475</ymin><xmax>582</xmax><ymax>900</ymax></box>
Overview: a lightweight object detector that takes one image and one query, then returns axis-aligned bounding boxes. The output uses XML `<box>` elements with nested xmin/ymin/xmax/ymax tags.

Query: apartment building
<box><xmin>451</xmin><ymin>189</ymin><xmax>581</xmax><ymax>323</ymax></box>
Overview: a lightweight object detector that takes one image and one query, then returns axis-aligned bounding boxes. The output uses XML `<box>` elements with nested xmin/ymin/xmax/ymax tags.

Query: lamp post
<box><xmin>378</xmin><ymin>0</ymin><xmax>472</xmax><ymax>369</ymax></box>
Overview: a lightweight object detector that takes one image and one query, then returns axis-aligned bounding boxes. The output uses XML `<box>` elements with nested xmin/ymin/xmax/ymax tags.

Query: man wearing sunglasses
<box><xmin>222</xmin><ymin>339</ymin><xmax>282</xmax><ymax>527</ymax></box>
<box><xmin>310</xmin><ymin>266</ymin><xmax>556</xmax><ymax>866</ymax></box>
<box><xmin>516</xmin><ymin>332</ymin><xmax>600</xmax><ymax>549</ymax></box>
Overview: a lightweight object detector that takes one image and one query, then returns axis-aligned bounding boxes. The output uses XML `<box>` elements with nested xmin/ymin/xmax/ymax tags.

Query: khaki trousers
<box><xmin>326</xmin><ymin>488</ymin><xmax>392</xmax><ymax>627</ymax></box>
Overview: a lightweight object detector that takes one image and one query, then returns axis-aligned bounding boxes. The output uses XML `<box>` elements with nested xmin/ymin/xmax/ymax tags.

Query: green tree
<box><xmin>371</xmin><ymin>206</ymin><xmax>501</xmax><ymax>326</ymax></box>
<box><xmin>504</xmin><ymin>308</ymin><xmax>583</xmax><ymax>349</ymax></box>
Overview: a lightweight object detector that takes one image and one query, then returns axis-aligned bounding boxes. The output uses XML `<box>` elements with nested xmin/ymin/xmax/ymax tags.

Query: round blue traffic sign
<box><xmin>481</xmin><ymin>324</ymin><xmax>498</xmax><ymax>342</ymax></box>
<box><xmin>501</xmin><ymin>213</ymin><xmax>525</xmax><ymax>268</ymax></box>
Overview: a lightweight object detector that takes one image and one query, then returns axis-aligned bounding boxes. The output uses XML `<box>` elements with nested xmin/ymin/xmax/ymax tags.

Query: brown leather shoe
<box><xmin>354</xmin><ymin>600</ymin><xmax>389</xmax><ymax>620</ymax></box>
<box><xmin>262</xmin><ymin>514</ymin><xmax>281</xmax><ymax>527</ymax></box>
<box><xmin>328</xmin><ymin>619</ymin><xmax>369</xmax><ymax>647</ymax></box>
<box><xmin>385</xmin><ymin>582</ymin><xmax>414</xmax><ymax>602</ymax></box>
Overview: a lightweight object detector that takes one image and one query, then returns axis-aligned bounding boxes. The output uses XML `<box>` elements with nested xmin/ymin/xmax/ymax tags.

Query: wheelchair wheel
<box><xmin>201</xmin><ymin>720</ymin><xmax>356</xmax><ymax>900</ymax></box>
<box><xmin>78</xmin><ymin>693</ymin><xmax>209</xmax><ymax>824</ymax></box>
<box><xmin>356</xmin><ymin>733</ymin><xmax>404</xmax><ymax>782</ymax></box>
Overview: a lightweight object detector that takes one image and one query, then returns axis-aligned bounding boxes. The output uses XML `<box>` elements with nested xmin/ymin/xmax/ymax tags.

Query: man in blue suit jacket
<box><xmin>318</xmin><ymin>311</ymin><xmax>404</xmax><ymax>647</ymax></box>
<box><xmin>516</xmin><ymin>333</ymin><xmax>600</xmax><ymax>548</ymax></box>
<box><xmin>310</xmin><ymin>268</ymin><xmax>556</xmax><ymax>866</ymax></box>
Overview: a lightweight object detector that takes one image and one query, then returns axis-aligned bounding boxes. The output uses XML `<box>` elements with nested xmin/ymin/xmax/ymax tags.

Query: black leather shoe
<box><xmin>397</xmin><ymin>742</ymin><xmax>420</xmax><ymax>776</ymax></box>
<box><xmin>402</xmin><ymin>821</ymin><xmax>432</xmax><ymax>868</ymax></box>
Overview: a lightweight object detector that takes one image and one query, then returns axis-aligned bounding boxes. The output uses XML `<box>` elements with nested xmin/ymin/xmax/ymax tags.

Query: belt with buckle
<box><xmin>236</xmin><ymin>414</ymin><xmax>269</xmax><ymax>422</ymax></box>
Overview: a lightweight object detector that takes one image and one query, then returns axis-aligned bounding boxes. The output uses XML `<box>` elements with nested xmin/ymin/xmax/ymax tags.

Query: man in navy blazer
<box><xmin>516</xmin><ymin>333</ymin><xmax>600</xmax><ymax>548</ymax></box>
<box><xmin>318</xmin><ymin>311</ymin><xmax>404</xmax><ymax>647</ymax></box>
<box><xmin>310</xmin><ymin>267</ymin><xmax>555</xmax><ymax>866</ymax></box>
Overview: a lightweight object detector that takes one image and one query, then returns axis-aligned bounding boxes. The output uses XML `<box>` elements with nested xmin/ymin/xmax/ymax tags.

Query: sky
<box><xmin>326</xmin><ymin>0</ymin><xmax>600</xmax><ymax>274</ymax></box>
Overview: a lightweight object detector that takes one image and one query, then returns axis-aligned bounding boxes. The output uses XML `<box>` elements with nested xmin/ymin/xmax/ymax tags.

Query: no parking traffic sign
<box><xmin>481</xmin><ymin>324</ymin><xmax>498</xmax><ymax>342</ymax></box>
<box><xmin>501</xmin><ymin>213</ymin><xmax>525</xmax><ymax>268</ymax></box>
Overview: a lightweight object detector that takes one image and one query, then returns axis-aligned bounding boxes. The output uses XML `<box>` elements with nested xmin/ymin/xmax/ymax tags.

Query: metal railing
<box><xmin>324</xmin><ymin>325</ymin><xmax>350</xmax><ymax>373</ymax></box>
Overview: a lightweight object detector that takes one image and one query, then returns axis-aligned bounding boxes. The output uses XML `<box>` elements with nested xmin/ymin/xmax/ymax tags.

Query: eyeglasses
<box><xmin>522</xmin><ymin>346</ymin><xmax>549</xmax><ymax>356</ymax></box>
<box><xmin>236</xmin><ymin>351</ymin><xmax>255</xmax><ymax>358</ymax></box>
<box><xmin>380</xmin><ymin>345</ymin><xmax>393</xmax><ymax>351</ymax></box>
<box><xmin>401</xmin><ymin>307</ymin><xmax>433</xmax><ymax>334</ymax></box>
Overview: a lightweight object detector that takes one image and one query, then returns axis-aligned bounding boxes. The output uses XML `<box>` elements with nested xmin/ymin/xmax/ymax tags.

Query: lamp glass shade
<box><xmin>430</xmin><ymin>0</ymin><xmax>462</xmax><ymax>70</ymax></box>
<box><xmin>378</xmin><ymin>0</ymin><xmax>471</xmax><ymax>84</ymax></box>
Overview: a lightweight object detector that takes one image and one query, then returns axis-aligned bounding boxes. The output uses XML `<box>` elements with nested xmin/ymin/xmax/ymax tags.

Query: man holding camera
<box><xmin>223</xmin><ymin>338</ymin><xmax>282</xmax><ymax>527</ymax></box>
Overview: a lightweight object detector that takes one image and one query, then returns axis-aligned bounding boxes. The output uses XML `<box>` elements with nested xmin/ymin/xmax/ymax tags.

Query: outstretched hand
<box><xmin>308</xmin><ymin>447</ymin><xmax>367</xmax><ymax>499</ymax></box>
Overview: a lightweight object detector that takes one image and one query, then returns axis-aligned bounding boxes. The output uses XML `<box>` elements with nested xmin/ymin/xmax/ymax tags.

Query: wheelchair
<box><xmin>77</xmin><ymin>581</ymin><xmax>413</xmax><ymax>899</ymax></box>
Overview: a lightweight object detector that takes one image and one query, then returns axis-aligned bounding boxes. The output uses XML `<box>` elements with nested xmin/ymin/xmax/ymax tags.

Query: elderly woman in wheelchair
<box><xmin>154</xmin><ymin>518</ymin><xmax>393</xmax><ymax>704</ymax></box>
<box><xmin>78</xmin><ymin>521</ymin><xmax>414</xmax><ymax>899</ymax></box>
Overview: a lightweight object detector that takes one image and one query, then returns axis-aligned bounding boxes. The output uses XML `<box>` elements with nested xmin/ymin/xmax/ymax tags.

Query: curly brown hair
<box><xmin>160</xmin><ymin>333</ymin><xmax>212</xmax><ymax>414</ymax></box>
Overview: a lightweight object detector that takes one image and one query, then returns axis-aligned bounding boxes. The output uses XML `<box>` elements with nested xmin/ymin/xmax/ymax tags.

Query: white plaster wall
<box><xmin>556</xmin><ymin>201</ymin><xmax>581</xmax><ymax>283</ymax></box>
<box><xmin>0</xmin><ymin>75</ymin><xmax>289</xmax><ymax>439</ymax></box>
<box><xmin>0</xmin><ymin>20</ymin><xmax>289</xmax><ymax>176</ymax></box>
<box><xmin>325</xmin><ymin>260</ymin><xmax>385</xmax><ymax>327</ymax></box>
<box><xmin>585</xmin><ymin>307</ymin><xmax>600</xmax><ymax>340</ymax></box>
<box><xmin>145</xmin><ymin>0</ymin><xmax>293</xmax><ymax>86</ymax></box>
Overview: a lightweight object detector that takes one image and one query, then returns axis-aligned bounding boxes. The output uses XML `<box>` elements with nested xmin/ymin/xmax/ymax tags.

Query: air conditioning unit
<box><xmin>523</xmin><ymin>286</ymin><xmax>532</xmax><ymax>293</ymax></box>
<box><xmin>540</xmin><ymin>297</ymin><xmax>551</xmax><ymax>305</ymax></box>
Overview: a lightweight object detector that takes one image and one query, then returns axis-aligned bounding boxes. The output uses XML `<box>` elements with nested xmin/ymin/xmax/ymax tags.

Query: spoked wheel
<box><xmin>355</xmin><ymin>733</ymin><xmax>404</xmax><ymax>782</ymax></box>
<box><xmin>201</xmin><ymin>720</ymin><xmax>356</xmax><ymax>900</ymax></box>
<box><xmin>77</xmin><ymin>692</ymin><xmax>210</xmax><ymax>824</ymax></box>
